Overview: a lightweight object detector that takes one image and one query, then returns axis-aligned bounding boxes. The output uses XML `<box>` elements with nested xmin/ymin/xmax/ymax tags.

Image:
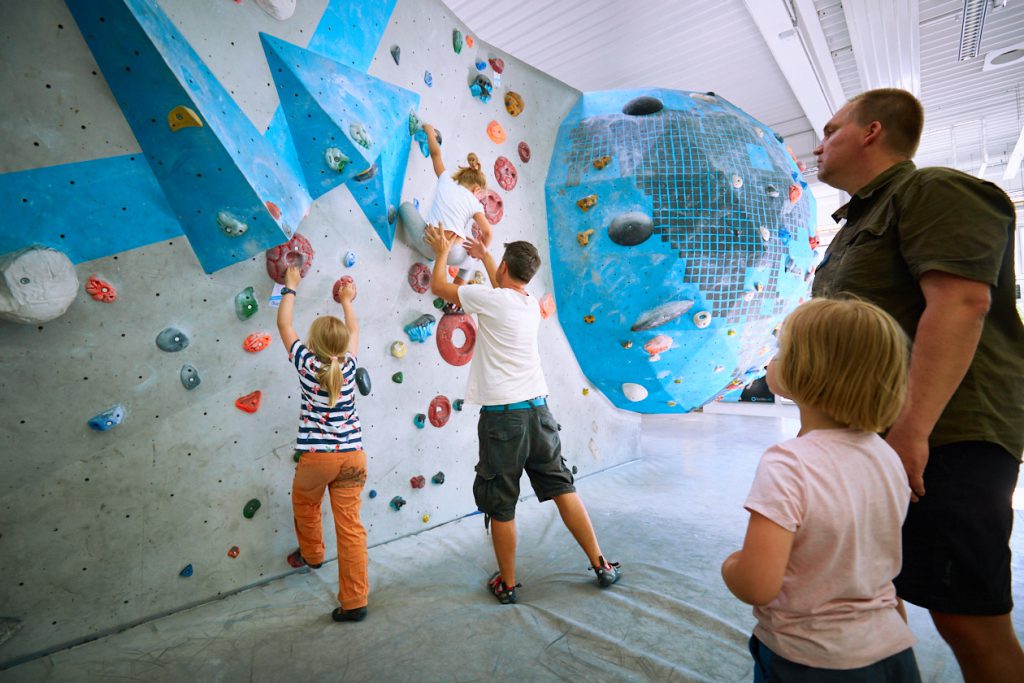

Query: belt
<box><xmin>480</xmin><ymin>396</ymin><xmax>546</xmax><ymax>412</ymax></box>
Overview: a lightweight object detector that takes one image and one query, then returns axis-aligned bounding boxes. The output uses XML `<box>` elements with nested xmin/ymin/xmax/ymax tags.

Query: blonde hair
<box><xmin>452</xmin><ymin>166</ymin><xmax>486</xmax><ymax>190</ymax></box>
<box><xmin>774</xmin><ymin>298</ymin><xmax>909</xmax><ymax>432</ymax></box>
<box><xmin>306</xmin><ymin>316</ymin><xmax>351</xmax><ymax>408</ymax></box>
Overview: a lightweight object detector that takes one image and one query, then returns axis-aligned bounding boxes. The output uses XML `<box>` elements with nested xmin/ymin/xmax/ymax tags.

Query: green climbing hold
<box><xmin>392</xmin><ymin>372</ymin><xmax>404</xmax><ymax>384</ymax></box>
<box><xmin>452</xmin><ymin>29</ymin><xmax>463</xmax><ymax>54</ymax></box>
<box><xmin>235</xmin><ymin>286</ymin><xmax>259</xmax><ymax>320</ymax></box>
<box><xmin>293</xmin><ymin>451</ymin><xmax>301</xmax><ymax>463</ymax></box>
<box><xmin>408</xmin><ymin>110</ymin><xmax>421</xmax><ymax>137</ymax></box>
<box><xmin>243</xmin><ymin>498</ymin><xmax>261</xmax><ymax>519</ymax></box>
<box><xmin>433</xmin><ymin>297</ymin><xmax>444</xmax><ymax>309</ymax></box>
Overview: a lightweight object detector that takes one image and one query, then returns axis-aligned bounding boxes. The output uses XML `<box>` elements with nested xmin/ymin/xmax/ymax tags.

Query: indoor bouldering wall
<box><xmin>0</xmin><ymin>0</ymin><xmax>641</xmax><ymax>666</ymax></box>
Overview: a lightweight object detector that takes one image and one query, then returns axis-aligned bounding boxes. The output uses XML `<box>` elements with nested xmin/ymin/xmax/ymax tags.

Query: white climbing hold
<box><xmin>0</xmin><ymin>247</ymin><xmax>78</xmax><ymax>324</ymax></box>
<box><xmin>622</xmin><ymin>383</ymin><xmax>648</xmax><ymax>402</ymax></box>
<box><xmin>253</xmin><ymin>0</ymin><xmax>296</xmax><ymax>21</ymax></box>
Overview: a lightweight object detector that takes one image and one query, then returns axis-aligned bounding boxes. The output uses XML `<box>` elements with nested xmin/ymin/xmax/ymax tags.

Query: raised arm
<box><xmin>464</xmin><ymin>236</ymin><xmax>498</xmax><ymax>288</ymax></box>
<box><xmin>338</xmin><ymin>281</ymin><xmax>359</xmax><ymax>356</ymax></box>
<box><xmin>423</xmin><ymin>124</ymin><xmax>445</xmax><ymax>177</ymax></box>
<box><xmin>472</xmin><ymin>211</ymin><xmax>493</xmax><ymax>247</ymax></box>
<box><xmin>276</xmin><ymin>266</ymin><xmax>301</xmax><ymax>350</ymax></box>
<box><xmin>424</xmin><ymin>224</ymin><xmax>462</xmax><ymax>307</ymax></box>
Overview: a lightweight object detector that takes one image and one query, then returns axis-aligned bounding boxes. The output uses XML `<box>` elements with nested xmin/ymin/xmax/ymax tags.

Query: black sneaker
<box><xmin>331</xmin><ymin>606</ymin><xmax>367</xmax><ymax>622</ymax></box>
<box><xmin>287</xmin><ymin>549</ymin><xmax>323</xmax><ymax>569</ymax></box>
<box><xmin>487</xmin><ymin>571</ymin><xmax>520</xmax><ymax>604</ymax></box>
<box><xmin>591</xmin><ymin>556</ymin><xmax>621</xmax><ymax>588</ymax></box>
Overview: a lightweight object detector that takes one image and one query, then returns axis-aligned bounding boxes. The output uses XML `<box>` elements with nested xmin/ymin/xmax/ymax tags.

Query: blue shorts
<box><xmin>750</xmin><ymin>635</ymin><xmax>921</xmax><ymax>682</ymax></box>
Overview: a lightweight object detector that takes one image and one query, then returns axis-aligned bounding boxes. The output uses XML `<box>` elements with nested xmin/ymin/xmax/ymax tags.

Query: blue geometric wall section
<box><xmin>64</xmin><ymin>0</ymin><xmax>312</xmax><ymax>274</ymax></box>
<box><xmin>545</xmin><ymin>88</ymin><xmax>817</xmax><ymax>414</ymax></box>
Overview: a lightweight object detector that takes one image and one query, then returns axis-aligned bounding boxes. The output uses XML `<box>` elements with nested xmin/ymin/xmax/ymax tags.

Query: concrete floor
<box><xmin>3</xmin><ymin>412</ymin><xmax>1021</xmax><ymax>682</ymax></box>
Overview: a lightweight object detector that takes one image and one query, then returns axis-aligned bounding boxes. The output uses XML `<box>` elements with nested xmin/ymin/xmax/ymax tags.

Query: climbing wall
<box><xmin>0</xmin><ymin>0</ymin><xmax>641</xmax><ymax>666</ymax></box>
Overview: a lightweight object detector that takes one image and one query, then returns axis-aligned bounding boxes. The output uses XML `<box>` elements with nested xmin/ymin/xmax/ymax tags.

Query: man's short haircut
<box><xmin>848</xmin><ymin>88</ymin><xmax>925</xmax><ymax>158</ymax></box>
<box><xmin>775</xmin><ymin>297</ymin><xmax>909</xmax><ymax>433</ymax></box>
<box><xmin>502</xmin><ymin>241</ymin><xmax>541</xmax><ymax>284</ymax></box>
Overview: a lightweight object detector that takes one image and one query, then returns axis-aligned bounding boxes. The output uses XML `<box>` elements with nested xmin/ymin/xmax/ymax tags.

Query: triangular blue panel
<box><xmin>65</xmin><ymin>0</ymin><xmax>312</xmax><ymax>274</ymax></box>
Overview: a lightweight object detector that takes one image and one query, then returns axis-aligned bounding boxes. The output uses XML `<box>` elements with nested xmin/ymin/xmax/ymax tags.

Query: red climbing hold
<box><xmin>494</xmin><ymin>156</ymin><xmax>517</xmax><ymax>191</ymax></box>
<box><xmin>243</xmin><ymin>332</ymin><xmax>272</xmax><ymax>353</ymax></box>
<box><xmin>539</xmin><ymin>293</ymin><xmax>556</xmax><ymax>319</ymax></box>
<box><xmin>332</xmin><ymin>276</ymin><xmax>356</xmax><ymax>303</ymax></box>
<box><xmin>474</xmin><ymin>188</ymin><xmax>504</xmax><ymax>224</ymax></box>
<box><xmin>808</xmin><ymin>235</ymin><xmax>820</xmax><ymax>250</ymax></box>
<box><xmin>436</xmin><ymin>310</ymin><xmax>477</xmax><ymax>366</ymax></box>
<box><xmin>265</xmin><ymin>233</ymin><xmax>314</xmax><ymax>285</ymax></box>
<box><xmin>518</xmin><ymin>141</ymin><xmax>531</xmax><ymax>163</ymax></box>
<box><xmin>428</xmin><ymin>395</ymin><xmax>452</xmax><ymax>427</ymax></box>
<box><xmin>85</xmin><ymin>275</ymin><xmax>117</xmax><ymax>303</ymax></box>
<box><xmin>408</xmin><ymin>262</ymin><xmax>431</xmax><ymax>293</ymax></box>
<box><xmin>410</xmin><ymin>475</ymin><xmax>426</xmax><ymax>489</ymax></box>
<box><xmin>265</xmin><ymin>201</ymin><xmax>282</xmax><ymax>220</ymax></box>
<box><xmin>235</xmin><ymin>391</ymin><xmax>262</xmax><ymax>413</ymax></box>
<box><xmin>488</xmin><ymin>57</ymin><xmax>505</xmax><ymax>74</ymax></box>
<box><xmin>228</xmin><ymin>546</ymin><xmax>240</xmax><ymax>558</ymax></box>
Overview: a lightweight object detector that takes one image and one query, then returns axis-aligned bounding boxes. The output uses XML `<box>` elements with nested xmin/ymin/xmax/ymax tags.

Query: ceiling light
<box><xmin>983</xmin><ymin>43</ymin><xmax>1024</xmax><ymax>71</ymax></box>
<box><xmin>959</xmin><ymin>0</ymin><xmax>989</xmax><ymax>61</ymax></box>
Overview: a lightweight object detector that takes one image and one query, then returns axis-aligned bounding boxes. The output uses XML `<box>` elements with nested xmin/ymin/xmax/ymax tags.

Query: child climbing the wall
<box><xmin>399</xmin><ymin>123</ymin><xmax>492</xmax><ymax>283</ymax></box>
<box><xmin>721</xmin><ymin>297</ymin><xmax>922</xmax><ymax>681</ymax></box>
<box><xmin>276</xmin><ymin>265</ymin><xmax>369</xmax><ymax>623</ymax></box>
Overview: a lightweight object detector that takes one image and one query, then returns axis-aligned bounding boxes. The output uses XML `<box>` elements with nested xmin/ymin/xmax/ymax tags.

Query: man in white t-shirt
<box><xmin>424</xmin><ymin>225</ymin><xmax>621</xmax><ymax>605</ymax></box>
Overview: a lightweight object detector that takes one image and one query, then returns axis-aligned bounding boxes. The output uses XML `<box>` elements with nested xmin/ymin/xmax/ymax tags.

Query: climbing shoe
<box><xmin>487</xmin><ymin>571</ymin><xmax>521</xmax><ymax>605</ymax></box>
<box><xmin>287</xmin><ymin>549</ymin><xmax>323</xmax><ymax>569</ymax></box>
<box><xmin>331</xmin><ymin>606</ymin><xmax>367</xmax><ymax>622</ymax></box>
<box><xmin>591</xmin><ymin>556</ymin><xmax>622</xmax><ymax>588</ymax></box>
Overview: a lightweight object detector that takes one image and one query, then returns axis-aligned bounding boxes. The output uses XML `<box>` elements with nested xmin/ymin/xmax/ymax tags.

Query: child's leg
<box><xmin>291</xmin><ymin>453</ymin><xmax>335</xmax><ymax>564</ymax></box>
<box><xmin>551</xmin><ymin>492</ymin><xmax>604</xmax><ymax>567</ymax></box>
<box><xmin>327</xmin><ymin>449</ymin><xmax>369</xmax><ymax>610</ymax></box>
<box><xmin>398</xmin><ymin>202</ymin><xmax>435</xmax><ymax>260</ymax></box>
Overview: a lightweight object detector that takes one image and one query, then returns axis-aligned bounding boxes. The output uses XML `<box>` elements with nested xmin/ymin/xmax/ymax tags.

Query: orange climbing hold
<box><xmin>788</xmin><ymin>183</ymin><xmax>802</xmax><ymax>204</ymax></box>
<box><xmin>486</xmin><ymin>120</ymin><xmax>507</xmax><ymax>144</ymax></box>
<box><xmin>539</xmin><ymin>293</ymin><xmax>555</xmax><ymax>319</ymax></box>
<box><xmin>466</xmin><ymin>35</ymin><xmax>474</xmax><ymax>48</ymax></box>
<box><xmin>265</xmin><ymin>201</ymin><xmax>282</xmax><ymax>220</ymax></box>
<box><xmin>577</xmin><ymin>229</ymin><xmax>595</xmax><ymax>247</ymax></box>
<box><xmin>243</xmin><ymin>332</ymin><xmax>272</xmax><ymax>353</ymax></box>
<box><xmin>593</xmin><ymin>156</ymin><xmax>611</xmax><ymax>170</ymax></box>
<box><xmin>167</xmin><ymin>105</ymin><xmax>203</xmax><ymax>132</ymax></box>
<box><xmin>643</xmin><ymin>334</ymin><xmax>673</xmax><ymax>361</ymax></box>
<box><xmin>85</xmin><ymin>275</ymin><xmax>117</xmax><ymax>303</ymax></box>
<box><xmin>235</xmin><ymin>391</ymin><xmax>261</xmax><ymax>413</ymax></box>
<box><xmin>577</xmin><ymin>195</ymin><xmax>597</xmax><ymax>211</ymax></box>
<box><xmin>584</xmin><ymin>314</ymin><xmax>595</xmax><ymax>324</ymax></box>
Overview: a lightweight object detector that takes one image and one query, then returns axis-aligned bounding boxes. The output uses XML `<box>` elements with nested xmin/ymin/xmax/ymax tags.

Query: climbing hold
<box><xmin>765</xmin><ymin>185</ymin><xmax>780</xmax><ymax>198</ymax></box>
<box><xmin>466</xmin><ymin>35</ymin><xmax>474</xmax><ymax>47</ymax></box>
<box><xmin>390</xmin><ymin>341</ymin><xmax>407</xmax><ymax>358</ymax></box>
<box><xmin>88</xmin><ymin>404</ymin><xmax>125</xmax><ymax>431</ymax></box>
<box><xmin>349</xmin><ymin>123</ymin><xmax>372</xmax><ymax>149</ymax></box>
<box><xmin>593</xmin><ymin>155</ymin><xmax>612</xmax><ymax>170</ymax></box>
<box><xmin>253</xmin><ymin>0</ymin><xmax>296</xmax><ymax>20</ymax></box>
<box><xmin>355</xmin><ymin>367</ymin><xmax>371</xmax><ymax>396</ymax></box>
<box><xmin>731</xmin><ymin>174</ymin><xmax>743</xmax><ymax>189</ymax></box>
<box><xmin>693</xmin><ymin>311</ymin><xmax>712</xmax><ymax>329</ymax></box>
<box><xmin>408</xmin><ymin>110</ymin><xmax>421</xmax><ymax>137</ymax></box>
<box><xmin>504</xmin><ymin>91</ymin><xmax>524</xmax><ymax>117</ymax></box>
<box><xmin>228</xmin><ymin>546</ymin><xmax>240</xmax><ymax>558</ymax></box>
<box><xmin>432</xmin><ymin>471</ymin><xmax>445</xmax><ymax>484</ymax></box>
<box><xmin>235</xmin><ymin>286</ymin><xmax>259</xmax><ymax>320</ymax></box>
<box><xmin>243</xmin><ymin>332</ymin><xmax>271</xmax><ymax>353</ymax></box>
<box><xmin>433</xmin><ymin>297</ymin><xmax>445</xmax><ymax>309</ymax></box>
<box><xmin>344</xmin><ymin>251</ymin><xmax>357</xmax><ymax>268</ymax></box>
<box><xmin>759</xmin><ymin>226</ymin><xmax>771</xmax><ymax>242</ymax></box>
<box><xmin>571</xmin><ymin>465</ymin><xmax>578</xmax><ymax>475</ymax></box>
<box><xmin>809</xmin><ymin>235</ymin><xmax>820</xmax><ymax>250</ymax></box>
<box><xmin>486</xmin><ymin>120</ymin><xmax>507</xmax><ymax>144</ymax></box>
<box><xmin>265</xmin><ymin>233</ymin><xmax>314</xmax><ymax>284</ymax></box>
<box><xmin>674</xmin><ymin>378</ymin><xmax>682</xmax><ymax>383</ymax></box>
<box><xmin>180</xmin><ymin>364</ymin><xmax>201</xmax><ymax>390</ymax></box>
<box><xmin>428</xmin><ymin>395</ymin><xmax>452</xmax><ymax>427</ymax></box>
<box><xmin>494</xmin><ymin>156</ymin><xmax>517</xmax><ymax>191</ymax></box>
<box><xmin>293</xmin><ymin>451</ymin><xmax>301</xmax><ymax>462</ymax></box>
<box><xmin>390</xmin><ymin>496</ymin><xmax>406</xmax><ymax>511</ymax></box>
<box><xmin>630</xmin><ymin>299</ymin><xmax>694</xmax><ymax>331</ymax></box>
<box><xmin>469</xmin><ymin>74</ymin><xmax>493</xmax><ymax>103</ymax></box>
<box><xmin>411</xmin><ymin>475</ymin><xmax>426</xmax><ymax>489</ymax></box>
<box><xmin>576</xmin><ymin>229</ymin><xmax>595</xmax><ymax>247</ymax></box>
<box><xmin>353</xmin><ymin>163</ymin><xmax>378</xmax><ymax>182</ymax></box>
<box><xmin>788</xmin><ymin>183</ymin><xmax>802</xmax><ymax>203</ymax></box>
<box><xmin>0</xmin><ymin>247</ymin><xmax>79</xmax><ymax>324</ymax></box>
<box><xmin>436</xmin><ymin>310</ymin><xmax>477</xmax><ymax>366</ymax></box>
<box><xmin>582</xmin><ymin>388</ymin><xmax>590</xmax><ymax>395</ymax></box>
<box><xmin>643</xmin><ymin>334</ymin><xmax>673</xmax><ymax>361</ymax></box>
<box><xmin>388</xmin><ymin>205</ymin><xmax>398</xmax><ymax>224</ymax></box>
<box><xmin>265</xmin><ymin>201</ymin><xmax>282</xmax><ymax>220</ymax></box>
<box><xmin>453</xmin><ymin>398</ymin><xmax>464</xmax><ymax>411</ymax></box>
<box><xmin>489</xmin><ymin>57</ymin><xmax>505</xmax><ymax>73</ymax></box>
<box><xmin>576</xmin><ymin>195</ymin><xmax>597</xmax><ymax>212</ymax></box>
<box><xmin>332</xmin><ymin>276</ymin><xmax>356</xmax><ymax>303</ymax></box>
<box><xmin>474</xmin><ymin>188</ymin><xmax>504</xmax><ymax>223</ymax></box>
<box><xmin>392</xmin><ymin>372</ymin><xmax>404</xmax><ymax>384</ymax></box>
<box><xmin>179</xmin><ymin>564</ymin><xmax>194</xmax><ymax>577</ymax></box>
<box><xmin>390</xmin><ymin>45</ymin><xmax>400</xmax><ymax>65</ymax></box>
<box><xmin>622</xmin><ymin>383</ymin><xmax>648</xmax><ymax>402</ymax></box>
<box><xmin>413</xmin><ymin>413</ymin><xmax>426</xmax><ymax>429</ymax></box>
<box><xmin>621</xmin><ymin>340</ymin><xmax>633</xmax><ymax>349</ymax></box>
<box><xmin>623</xmin><ymin>95</ymin><xmax>664</xmax><ymax>116</ymax></box>
<box><xmin>167</xmin><ymin>105</ymin><xmax>203</xmax><ymax>132</ymax></box>
<box><xmin>539</xmin><ymin>293</ymin><xmax>555</xmax><ymax>319</ymax></box>
<box><xmin>518</xmin><ymin>141</ymin><xmax>531</xmax><ymax>163</ymax></box>
<box><xmin>470</xmin><ymin>270</ymin><xmax>486</xmax><ymax>285</ymax></box>
<box><xmin>156</xmin><ymin>327</ymin><xmax>189</xmax><ymax>352</ymax></box>
<box><xmin>408</xmin><ymin>262</ymin><xmax>431</xmax><ymax>294</ymax></box>
<box><xmin>368</xmin><ymin>489</ymin><xmax>377</xmax><ymax>498</ymax></box>
<box><xmin>607</xmin><ymin>211</ymin><xmax>653</xmax><ymax>246</ymax></box>
<box><xmin>475</xmin><ymin>59</ymin><xmax>487</xmax><ymax>71</ymax></box>
<box><xmin>422</xmin><ymin>514</ymin><xmax>430</xmax><ymax>523</ymax></box>
<box><xmin>453</xmin><ymin>28</ymin><xmax>463</xmax><ymax>53</ymax></box>
<box><xmin>727</xmin><ymin>329</ymin><xmax>736</xmax><ymax>336</ymax></box>
<box><xmin>217</xmin><ymin>211</ymin><xmax>248</xmax><ymax>237</ymax></box>
<box><xmin>235</xmin><ymin>390</ymin><xmax>262</xmax><ymax>414</ymax></box>
<box><xmin>85</xmin><ymin>276</ymin><xmax>117</xmax><ymax>303</ymax></box>
<box><xmin>583</xmin><ymin>314</ymin><xmax>595</xmax><ymax>324</ymax></box>
<box><xmin>667</xmin><ymin>400</ymin><xmax>677</xmax><ymax>407</ymax></box>
<box><xmin>405</xmin><ymin>313</ymin><xmax>436</xmax><ymax>343</ymax></box>
<box><xmin>243</xmin><ymin>498</ymin><xmax>261</xmax><ymax>519</ymax></box>
<box><xmin>424</xmin><ymin>70</ymin><xmax>432</xmax><ymax>87</ymax></box>
<box><xmin>324</xmin><ymin>147</ymin><xmax>350</xmax><ymax>173</ymax></box>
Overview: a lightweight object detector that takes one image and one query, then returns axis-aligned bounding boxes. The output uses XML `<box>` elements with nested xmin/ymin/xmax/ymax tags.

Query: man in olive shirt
<box><xmin>811</xmin><ymin>88</ymin><xmax>1024</xmax><ymax>682</ymax></box>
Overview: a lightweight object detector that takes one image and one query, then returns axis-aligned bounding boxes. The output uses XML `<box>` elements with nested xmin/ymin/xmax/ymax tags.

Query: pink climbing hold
<box><xmin>436</xmin><ymin>311</ymin><xmax>477</xmax><ymax>366</ymax></box>
<box><xmin>85</xmin><ymin>275</ymin><xmax>117</xmax><ymax>303</ymax></box>
<box><xmin>332</xmin><ymin>276</ymin><xmax>356</xmax><ymax>303</ymax></box>
<box><xmin>265</xmin><ymin>201</ymin><xmax>282</xmax><ymax>220</ymax></box>
<box><xmin>243</xmin><ymin>332</ymin><xmax>272</xmax><ymax>353</ymax></box>
<box><xmin>518</xmin><ymin>141</ymin><xmax>531</xmax><ymax>163</ymax></box>
<box><xmin>474</xmin><ymin>188</ymin><xmax>504</xmax><ymax>224</ymax></box>
<box><xmin>488</xmin><ymin>57</ymin><xmax>505</xmax><ymax>74</ymax></box>
<box><xmin>408</xmin><ymin>262</ymin><xmax>431</xmax><ymax>294</ymax></box>
<box><xmin>494</xmin><ymin>156</ymin><xmax>517</xmax><ymax>191</ymax></box>
<box><xmin>428</xmin><ymin>395</ymin><xmax>452</xmax><ymax>427</ymax></box>
<box><xmin>643</xmin><ymin>334</ymin><xmax>673</xmax><ymax>361</ymax></box>
<box><xmin>265</xmin><ymin>233</ymin><xmax>314</xmax><ymax>285</ymax></box>
<box><xmin>539</xmin><ymin>293</ymin><xmax>555</xmax><ymax>319</ymax></box>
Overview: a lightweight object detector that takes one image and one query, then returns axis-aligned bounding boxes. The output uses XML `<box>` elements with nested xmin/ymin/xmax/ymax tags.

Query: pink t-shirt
<box><xmin>745</xmin><ymin>428</ymin><xmax>916</xmax><ymax>669</ymax></box>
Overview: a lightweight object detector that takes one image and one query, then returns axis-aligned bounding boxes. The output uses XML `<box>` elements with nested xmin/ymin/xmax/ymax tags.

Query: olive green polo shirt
<box><xmin>812</xmin><ymin>160</ymin><xmax>1024</xmax><ymax>459</ymax></box>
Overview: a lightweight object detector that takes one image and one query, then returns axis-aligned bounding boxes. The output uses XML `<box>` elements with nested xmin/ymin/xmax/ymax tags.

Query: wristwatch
<box><xmin>281</xmin><ymin>287</ymin><xmax>297</xmax><ymax>297</ymax></box>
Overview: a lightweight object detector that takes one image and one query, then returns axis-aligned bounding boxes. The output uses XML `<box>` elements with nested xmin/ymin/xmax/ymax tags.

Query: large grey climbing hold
<box><xmin>0</xmin><ymin>247</ymin><xmax>78</xmax><ymax>324</ymax></box>
<box><xmin>390</xmin><ymin>45</ymin><xmax>400</xmax><ymax>65</ymax></box>
<box><xmin>622</xmin><ymin>96</ymin><xmax>663</xmax><ymax>116</ymax></box>
<box><xmin>216</xmin><ymin>211</ymin><xmax>248</xmax><ymax>237</ymax></box>
<box><xmin>630</xmin><ymin>299</ymin><xmax>695</xmax><ymax>332</ymax></box>
<box><xmin>607</xmin><ymin>212</ymin><xmax>654</xmax><ymax>247</ymax></box>
<box><xmin>156</xmin><ymin>327</ymin><xmax>190</xmax><ymax>352</ymax></box>
<box><xmin>0</xmin><ymin>618</ymin><xmax>23</xmax><ymax>648</ymax></box>
<box><xmin>355</xmin><ymin>367</ymin><xmax>371</xmax><ymax>396</ymax></box>
<box><xmin>180</xmin><ymin>364</ymin><xmax>201</xmax><ymax>390</ymax></box>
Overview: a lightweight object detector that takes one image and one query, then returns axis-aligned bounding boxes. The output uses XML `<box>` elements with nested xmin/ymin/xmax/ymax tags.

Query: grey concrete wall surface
<box><xmin>0</xmin><ymin>0</ymin><xmax>642</xmax><ymax>666</ymax></box>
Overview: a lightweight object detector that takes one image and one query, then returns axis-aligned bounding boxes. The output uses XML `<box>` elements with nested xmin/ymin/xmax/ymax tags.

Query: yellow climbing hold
<box><xmin>584</xmin><ymin>314</ymin><xmax>595</xmax><ymax>324</ymax></box>
<box><xmin>576</xmin><ymin>194</ymin><xmax>597</xmax><ymax>211</ymax></box>
<box><xmin>577</xmin><ymin>229</ymin><xmax>595</xmax><ymax>247</ymax></box>
<box><xmin>422</xmin><ymin>514</ymin><xmax>430</xmax><ymax>523</ymax></box>
<box><xmin>582</xmin><ymin>388</ymin><xmax>590</xmax><ymax>395</ymax></box>
<box><xmin>168</xmin><ymin>105</ymin><xmax>203</xmax><ymax>132</ymax></box>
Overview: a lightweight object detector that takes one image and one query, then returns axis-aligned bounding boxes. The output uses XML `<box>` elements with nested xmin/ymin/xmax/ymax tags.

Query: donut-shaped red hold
<box><xmin>332</xmin><ymin>276</ymin><xmax>356</xmax><ymax>302</ymax></box>
<box><xmin>436</xmin><ymin>311</ymin><xmax>477</xmax><ymax>366</ymax></box>
<box><xmin>408</xmin><ymin>262</ymin><xmax>431</xmax><ymax>293</ymax></box>
<box><xmin>428</xmin><ymin>395</ymin><xmax>452</xmax><ymax>428</ymax></box>
<box><xmin>518</xmin><ymin>141</ymin><xmax>531</xmax><ymax>163</ymax></box>
<box><xmin>266</xmin><ymin>233</ymin><xmax>314</xmax><ymax>285</ymax></box>
<box><xmin>494</xmin><ymin>156</ymin><xmax>517</xmax><ymax>191</ymax></box>
<box><xmin>474</xmin><ymin>188</ymin><xmax>504</xmax><ymax>224</ymax></box>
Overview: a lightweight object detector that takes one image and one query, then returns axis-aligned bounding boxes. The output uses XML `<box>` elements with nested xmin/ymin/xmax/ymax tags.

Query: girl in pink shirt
<box><xmin>722</xmin><ymin>298</ymin><xmax>922</xmax><ymax>682</ymax></box>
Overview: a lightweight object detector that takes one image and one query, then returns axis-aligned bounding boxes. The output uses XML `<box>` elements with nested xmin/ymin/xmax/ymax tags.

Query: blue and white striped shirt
<box><xmin>289</xmin><ymin>339</ymin><xmax>363</xmax><ymax>452</ymax></box>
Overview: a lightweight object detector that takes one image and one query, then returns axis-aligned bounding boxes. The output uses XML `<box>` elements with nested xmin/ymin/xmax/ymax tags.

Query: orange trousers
<box><xmin>292</xmin><ymin>449</ymin><xmax>368</xmax><ymax>609</ymax></box>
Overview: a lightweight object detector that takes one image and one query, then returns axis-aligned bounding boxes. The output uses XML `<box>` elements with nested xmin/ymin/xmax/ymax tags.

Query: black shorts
<box><xmin>894</xmin><ymin>441</ymin><xmax>1020</xmax><ymax>615</ymax></box>
<box><xmin>472</xmin><ymin>404</ymin><xmax>576</xmax><ymax>522</ymax></box>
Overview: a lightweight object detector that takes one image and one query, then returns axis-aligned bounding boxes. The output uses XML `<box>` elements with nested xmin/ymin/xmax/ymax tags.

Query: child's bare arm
<box><xmin>423</xmin><ymin>124</ymin><xmax>445</xmax><ymax>177</ymax></box>
<box><xmin>338</xmin><ymin>283</ymin><xmax>359</xmax><ymax>355</ymax></box>
<box><xmin>276</xmin><ymin>267</ymin><xmax>301</xmax><ymax>350</ymax></box>
<box><xmin>472</xmin><ymin>212</ymin><xmax>493</xmax><ymax>246</ymax></box>
<box><xmin>721</xmin><ymin>512</ymin><xmax>794</xmax><ymax>606</ymax></box>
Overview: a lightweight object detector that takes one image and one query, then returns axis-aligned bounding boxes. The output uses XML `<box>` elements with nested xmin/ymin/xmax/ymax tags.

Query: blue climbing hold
<box><xmin>180</xmin><ymin>364</ymin><xmax>201</xmax><ymax>390</ymax></box>
<box><xmin>475</xmin><ymin>59</ymin><xmax>487</xmax><ymax>71</ymax></box>
<box><xmin>424</xmin><ymin>70</ymin><xmax>432</xmax><ymax>87</ymax></box>
<box><xmin>453</xmin><ymin>398</ymin><xmax>464</xmax><ymax>411</ymax></box>
<box><xmin>368</xmin><ymin>489</ymin><xmax>377</xmax><ymax>499</ymax></box>
<box><xmin>414</xmin><ymin>413</ymin><xmax>426</xmax><ymax>429</ymax></box>
<box><xmin>88</xmin><ymin>404</ymin><xmax>125</xmax><ymax>431</ymax></box>
<box><xmin>404</xmin><ymin>313</ymin><xmax>437</xmax><ymax>343</ymax></box>
<box><xmin>344</xmin><ymin>251</ymin><xmax>357</xmax><ymax>267</ymax></box>
<box><xmin>156</xmin><ymin>327</ymin><xmax>189</xmax><ymax>352</ymax></box>
<box><xmin>390</xmin><ymin>495</ymin><xmax>407</xmax><ymax>511</ymax></box>
<box><xmin>179</xmin><ymin>564</ymin><xmax>194</xmax><ymax>577</ymax></box>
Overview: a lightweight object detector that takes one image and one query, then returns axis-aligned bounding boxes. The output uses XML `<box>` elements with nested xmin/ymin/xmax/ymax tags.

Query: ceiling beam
<box><xmin>842</xmin><ymin>0</ymin><xmax>921</xmax><ymax>95</ymax></box>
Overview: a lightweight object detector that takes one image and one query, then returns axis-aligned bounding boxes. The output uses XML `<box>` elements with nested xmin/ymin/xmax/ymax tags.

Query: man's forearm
<box><xmin>481</xmin><ymin>252</ymin><xmax>499</xmax><ymax>288</ymax></box>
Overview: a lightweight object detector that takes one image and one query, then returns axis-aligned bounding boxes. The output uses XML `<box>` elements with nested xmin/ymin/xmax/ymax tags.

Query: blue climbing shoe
<box><xmin>487</xmin><ymin>572</ymin><xmax>520</xmax><ymax>605</ymax></box>
<box><xmin>591</xmin><ymin>556</ymin><xmax>622</xmax><ymax>588</ymax></box>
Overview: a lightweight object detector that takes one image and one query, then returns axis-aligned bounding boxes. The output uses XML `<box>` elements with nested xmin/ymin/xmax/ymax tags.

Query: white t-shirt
<box><xmin>745</xmin><ymin>428</ymin><xmax>916</xmax><ymax>669</ymax></box>
<box><xmin>458</xmin><ymin>285</ymin><xmax>549</xmax><ymax>405</ymax></box>
<box><xmin>425</xmin><ymin>174</ymin><xmax>483</xmax><ymax>239</ymax></box>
